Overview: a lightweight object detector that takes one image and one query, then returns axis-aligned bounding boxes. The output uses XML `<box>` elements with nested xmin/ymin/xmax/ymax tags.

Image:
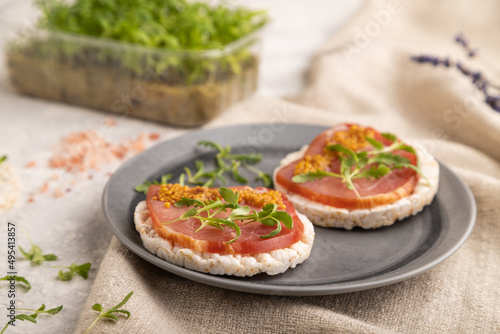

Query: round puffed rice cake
<box><xmin>134</xmin><ymin>201</ymin><xmax>315</xmax><ymax>277</ymax></box>
<box><xmin>273</xmin><ymin>142</ymin><xmax>440</xmax><ymax>230</ymax></box>
<box><xmin>0</xmin><ymin>162</ymin><xmax>21</xmax><ymax>213</ymax></box>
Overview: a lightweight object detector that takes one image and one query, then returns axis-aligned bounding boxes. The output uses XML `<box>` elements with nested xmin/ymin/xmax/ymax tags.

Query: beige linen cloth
<box><xmin>74</xmin><ymin>0</ymin><xmax>500</xmax><ymax>333</ymax></box>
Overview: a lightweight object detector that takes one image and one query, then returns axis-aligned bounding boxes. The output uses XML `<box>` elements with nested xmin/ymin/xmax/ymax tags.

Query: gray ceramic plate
<box><xmin>102</xmin><ymin>124</ymin><xmax>476</xmax><ymax>296</ymax></box>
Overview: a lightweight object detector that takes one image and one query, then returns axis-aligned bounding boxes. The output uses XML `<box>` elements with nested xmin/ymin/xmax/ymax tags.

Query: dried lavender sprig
<box><xmin>455</xmin><ymin>32</ymin><xmax>500</xmax><ymax>80</ymax></box>
<box><xmin>486</xmin><ymin>94</ymin><xmax>500</xmax><ymax>112</ymax></box>
<box><xmin>410</xmin><ymin>54</ymin><xmax>500</xmax><ymax>112</ymax></box>
<box><xmin>411</xmin><ymin>55</ymin><xmax>453</xmax><ymax>67</ymax></box>
<box><xmin>454</xmin><ymin>33</ymin><xmax>500</xmax><ymax>110</ymax></box>
<box><xmin>455</xmin><ymin>32</ymin><xmax>477</xmax><ymax>58</ymax></box>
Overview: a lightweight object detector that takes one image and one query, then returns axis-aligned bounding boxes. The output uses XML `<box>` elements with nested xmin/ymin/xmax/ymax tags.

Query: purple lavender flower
<box><xmin>456</xmin><ymin>62</ymin><xmax>471</xmax><ymax>76</ymax></box>
<box><xmin>410</xmin><ymin>33</ymin><xmax>499</xmax><ymax>113</ymax></box>
<box><xmin>411</xmin><ymin>55</ymin><xmax>453</xmax><ymax>67</ymax></box>
<box><xmin>455</xmin><ymin>32</ymin><xmax>477</xmax><ymax>58</ymax></box>
<box><xmin>455</xmin><ymin>32</ymin><xmax>468</xmax><ymax>48</ymax></box>
<box><xmin>486</xmin><ymin>96</ymin><xmax>500</xmax><ymax>112</ymax></box>
<box><xmin>468</xmin><ymin>49</ymin><xmax>478</xmax><ymax>57</ymax></box>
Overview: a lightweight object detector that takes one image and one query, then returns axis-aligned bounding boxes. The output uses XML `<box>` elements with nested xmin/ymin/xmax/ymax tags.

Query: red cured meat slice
<box><xmin>275</xmin><ymin>124</ymin><xmax>419</xmax><ymax>210</ymax></box>
<box><xmin>146</xmin><ymin>185</ymin><xmax>305</xmax><ymax>255</ymax></box>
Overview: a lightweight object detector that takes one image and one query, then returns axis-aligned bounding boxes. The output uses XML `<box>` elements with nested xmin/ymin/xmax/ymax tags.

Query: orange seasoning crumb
<box><xmin>326</xmin><ymin>124</ymin><xmax>376</xmax><ymax>152</ymax></box>
<box><xmin>157</xmin><ymin>184</ymin><xmax>221</xmax><ymax>208</ymax></box>
<box><xmin>239</xmin><ymin>188</ymin><xmax>286</xmax><ymax>210</ymax></box>
<box><xmin>294</xmin><ymin>124</ymin><xmax>378</xmax><ymax>177</ymax></box>
<box><xmin>156</xmin><ymin>184</ymin><xmax>285</xmax><ymax>210</ymax></box>
<box><xmin>26</xmin><ymin>161</ymin><xmax>36</xmax><ymax>168</ymax></box>
<box><xmin>293</xmin><ymin>154</ymin><xmax>329</xmax><ymax>176</ymax></box>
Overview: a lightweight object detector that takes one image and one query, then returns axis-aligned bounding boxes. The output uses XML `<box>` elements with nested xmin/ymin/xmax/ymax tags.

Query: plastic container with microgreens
<box><xmin>6</xmin><ymin>0</ymin><xmax>268</xmax><ymax>127</ymax></box>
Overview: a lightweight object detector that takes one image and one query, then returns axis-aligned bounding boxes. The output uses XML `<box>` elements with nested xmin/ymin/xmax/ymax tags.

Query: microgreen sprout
<box><xmin>33</xmin><ymin>0</ymin><xmax>267</xmax><ymax>83</ymax></box>
<box><xmin>0</xmin><ymin>155</ymin><xmax>6</xmax><ymax>165</ymax></box>
<box><xmin>1</xmin><ymin>304</ymin><xmax>63</xmax><ymax>334</ymax></box>
<box><xmin>0</xmin><ymin>275</ymin><xmax>31</xmax><ymax>291</ymax></box>
<box><xmin>293</xmin><ymin>134</ymin><xmax>426</xmax><ymax>197</ymax></box>
<box><xmin>179</xmin><ymin>140</ymin><xmax>272</xmax><ymax>188</ymax></box>
<box><xmin>52</xmin><ymin>262</ymin><xmax>91</xmax><ymax>281</ymax></box>
<box><xmin>18</xmin><ymin>227</ymin><xmax>58</xmax><ymax>265</ymax></box>
<box><xmin>84</xmin><ymin>291</ymin><xmax>133</xmax><ymax>334</ymax></box>
<box><xmin>165</xmin><ymin>187</ymin><xmax>293</xmax><ymax>242</ymax></box>
<box><xmin>37</xmin><ymin>0</ymin><xmax>267</xmax><ymax>51</ymax></box>
<box><xmin>135</xmin><ymin>173</ymin><xmax>173</xmax><ymax>194</ymax></box>
<box><xmin>135</xmin><ymin>141</ymin><xmax>272</xmax><ymax>194</ymax></box>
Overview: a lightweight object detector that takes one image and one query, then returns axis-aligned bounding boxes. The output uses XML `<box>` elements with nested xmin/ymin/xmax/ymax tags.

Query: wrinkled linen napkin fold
<box><xmin>74</xmin><ymin>0</ymin><xmax>500</xmax><ymax>332</ymax></box>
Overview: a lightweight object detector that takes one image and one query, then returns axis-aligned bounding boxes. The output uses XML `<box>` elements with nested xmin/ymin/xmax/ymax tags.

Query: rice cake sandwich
<box><xmin>273</xmin><ymin>123</ymin><xmax>439</xmax><ymax>230</ymax></box>
<box><xmin>134</xmin><ymin>184</ymin><xmax>314</xmax><ymax>277</ymax></box>
<box><xmin>0</xmin><ymin>156</ymin><xmax>21</xmax><ymax>212</ymax></box>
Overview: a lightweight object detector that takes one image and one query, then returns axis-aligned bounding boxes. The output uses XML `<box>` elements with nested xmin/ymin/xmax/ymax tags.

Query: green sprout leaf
<box><xmin>135</xmin><ymin>173</ymin><xmax>173</xmax><ymax>194</ymax></box>
<box><xmin>230</xmin><ymin>206</ymin><xmax>250</xmax><ymax>217</ymax></box>
<box><xmin>52</xmin><ymin>263</ymin><xmax>92</xmax><ymax>281</ymax></box>
<box><xmin>134</xmin><ymin>182</ymin><xmax>152</xmax><ymax>194</ymax></box>
<box><xmin>161</xmin><ymin>174</ymin><xmax>172</xmax><ymax>184</ymax></box>
<box><xmin>230</xmin><ymin>161</ymin><xmax>248</xmax><ymax>184</ymax></box>
<box><xmin>260</xmin><ymin>221</ymin><xmax>282</xmax><ymax>239</ymax></box>
<box><xmin>46</xmin><ymin>305</ymin><xmax>63</xmax><ymax>315</ymax></box>
<box><xmin>1</xmin><ymin>304</ymin><xmax>63</xmax><ymax>333</ymax></box>
<box><xmin>42</xmin><ymin>254</ymin><xmax>58</xmax><ymax>261</ymax></box>
<box><xmin>58</xmin><ymin>270</ymin><xmax>74</xmax><ymax>281</ymax></box>
<box><xmin>0</xmin><ymin>155</ymin><xmax>6</xmax><ymax>165</ymax></box>
<box><xmin>398</xmin><ymin>144</ymin><xmax>417</xmax><ymax>154</ymax></box>
<box><xmin>365</xmin><ymin>137</ymin><xmax>384</xmax><ymax>150</ymax></box>
<box><xmin>218</xmin><ymin>187</ymin><xmax>239</xmax><ymax>206</ymax></box>
<box><xmin>163</xmin><ymin>187</ymin><xmax>293</xmax><ymax>242</ymax></box>
<box><xmin>272</xmin><ymin>211</ymin><xmax>293</xmax><ymax>229</ymax></box>
<box><xmin>245</xmin><ymin>164</ymin><xmax>273</xmax><ymax>188</ymax></box>
<box><xmin>0</xmin><ymin>275</ymin><xmax>31</xmax><ymax>291</ymax></box>
<box><xmin>84</xmin><ymin>291</ymin><xmax>133</xmax><ymax>334</ymax></box>
<box><xmin>256</xmin><ymin>172</ymin><xmax>273</xmax><ymax>188</ymax></box>
<box><xmin>381</xmin><ymin>132</ymin><xmax>397</xmax><ymax>142</ymax></box>
<box><xmin>18</xmin><ymin>228</ymin><xmax>58</xmax><ymax>265</ymax></box>
<box><xmin>175</xmin><ymin>141</ymin><xmax>271</xmax><ymax>188</ymax></box>
<box><xmin>92</xmin><ymin>304</ymin><xmax>103</xmax><ymax>312</ymax></box>
<box><xmin>226</xmin><ymin>153</ymin><xmax>262</xmax><ymax>164</ymax></box>
<box><xmin>292</xmin><ymin>170</ymin><xmax>342</xmax><ymax>183</ymax></box>
<box><xmin>327</xmin><ymin>144</ymin><xmax>357</xmax><ymax>160</ymax></box>
<box><xmin>357</xmin><ymin>165</ymin><xmax>391</xmax><ymax>179</ymax></box>
<box><xmin>198</xmin><ymin>141</ymin><xmax>226</xmax><ymax>154</ymax></box>
<box><xmin>180</xmin><ymin>208</ymin><xmax>198</xmax><ymax>219</ymax></box>
<box><xmin>294</xmin><ymin>134</ymin><xmax>426</xmax><ymax>197</ymax></box>
<box><xmin>174</xmin><ymin>197</ymin><xmax>204</xmax><ymax>208</ymax></box>
<box><xmin>137</xmin><ymin>141</ymin><xmax>271</xmax><ymax>190</ymax></box>
<box><xmin>15</xmin><ymin>314</ymin><xmax>37</xmax><ymax>324</ymax></box>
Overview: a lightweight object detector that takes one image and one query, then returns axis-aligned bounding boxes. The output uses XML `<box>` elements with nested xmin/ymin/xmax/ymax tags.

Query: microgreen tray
<box><xmin>7</xmin><ymin>27</ymin><xmax>263</xmax><ymax>127</ymax></box>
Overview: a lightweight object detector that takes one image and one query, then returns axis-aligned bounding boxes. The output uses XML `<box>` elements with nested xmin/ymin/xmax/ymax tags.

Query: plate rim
<box><xmin>101</xmin><ymin>123</ymin><xmax>477</xmax><ymax>296</ymax></box>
